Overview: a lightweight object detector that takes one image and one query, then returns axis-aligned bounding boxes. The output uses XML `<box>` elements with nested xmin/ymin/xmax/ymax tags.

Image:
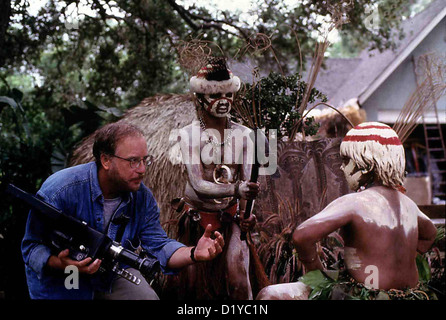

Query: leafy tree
<box><xmin>1</xmin><ymin>0</ymin><xmax>426</xmax><ymax>111</ymax></box>
<box><xmin>236</xmin><ymin>72</ymin><xmax>326</xmax><ymax>139</ymax></box>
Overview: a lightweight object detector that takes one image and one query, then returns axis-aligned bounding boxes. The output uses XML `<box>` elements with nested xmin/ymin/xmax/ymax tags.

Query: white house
<box><xmin>319</xmin><ymin>0</ymin><xmax>446</xmax><ymax>124</ymax></box>
<box><xmin>313</xmin><ymin>0</ymin><xmax>446</xmax><ymax>206</ymax></box>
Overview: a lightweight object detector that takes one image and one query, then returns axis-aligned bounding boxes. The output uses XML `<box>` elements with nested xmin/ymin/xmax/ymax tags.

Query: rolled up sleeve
<box><xmin>21</xmin><ymin>209</ymin><xmax>53</xmax><ymax>279</ymax></box>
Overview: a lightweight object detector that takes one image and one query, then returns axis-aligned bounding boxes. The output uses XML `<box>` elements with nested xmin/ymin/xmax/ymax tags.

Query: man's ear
<box><xmin>101</xmin><ymin>153</ymin><xmax>112</xmax><ymax>170</ymax></box>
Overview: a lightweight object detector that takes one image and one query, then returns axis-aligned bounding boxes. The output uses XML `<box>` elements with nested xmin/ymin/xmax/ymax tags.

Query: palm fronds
<box><xmin>257</xmin><ymin>193</ymin><xmax>303</xmax><ymax>284</ymax></box>
<box><xmin>290</xmin><ymin>2</ymin><xmax>352</xmax><ymax>141</ymax></box>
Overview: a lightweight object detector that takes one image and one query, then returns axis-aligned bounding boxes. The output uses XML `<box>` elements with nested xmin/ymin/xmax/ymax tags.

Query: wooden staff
<box><xmin>240</xmin><ymin>128</ymin><xmax>260</xmax><ymax>241</ymax></box>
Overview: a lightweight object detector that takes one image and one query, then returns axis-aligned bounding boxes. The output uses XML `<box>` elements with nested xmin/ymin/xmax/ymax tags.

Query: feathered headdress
<box><xmin>190</xmin><ymin>57</ymin><xmax>241</xmax><ymax>94</ymax></box>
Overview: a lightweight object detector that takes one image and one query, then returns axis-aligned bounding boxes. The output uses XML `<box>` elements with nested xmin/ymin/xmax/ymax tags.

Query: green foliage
<box><xmin>299</xmin><ymin>270</ymin><xmax>335</xmax><ymax>300</ymax></box>
<box><xmin>1</xmin><ymin>0</ymin><xmax>426</xmax><ymax>115</ymax></box>
<box><xmin>3</xmin><ymin>0</ymin><xmax>193</xmax><ymax>112</ymax></box>
<box><xmin>0</xmin><ymin>87</ymin><xmax>63</xmax><ymax>298</ymax></box>
<box><xmin>435</xmin><ymin>225</ymin><xmax>445</xmax><ymax>244</ymax></box>
<box><xmin>237</xmin><ymin>72</ymin><xmax>326</xmax><ymax>138</ymax></box>
<box><xmin>416</xmin><ymin>253</ymin><xmax>432</xmax><ymax>283</ymax></box>
<box><xmin>300</xmin><ymin>267</ymin><xmax>436</xmax><ymax>300</ymax></box>
<box><xmin>250</xmin><ymin>0</ymin><xmax>418</xmax><ymax>68</ymax></box>
<box><xmin>0</xmin><ymin>86</ymin><xmax>120</xmax><ymax>220</ymax></box>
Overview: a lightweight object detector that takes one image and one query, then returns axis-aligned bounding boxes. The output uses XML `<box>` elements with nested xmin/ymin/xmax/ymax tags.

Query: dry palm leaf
<box><xmin>393</xmin><ymin>53</ymin><xmax>446</xmax><ymax>143</ymax></box>
<box><xmin>290</xmin><ymin>2</ymin><xmax>352</xmax><ymax>141</ymax></box>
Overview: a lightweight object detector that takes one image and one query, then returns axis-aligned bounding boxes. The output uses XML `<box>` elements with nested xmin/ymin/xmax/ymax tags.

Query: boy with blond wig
<box><xmin>257</xmin><ymin>122</ymin><xmax>437</xmax><ymax>300</ymax></box>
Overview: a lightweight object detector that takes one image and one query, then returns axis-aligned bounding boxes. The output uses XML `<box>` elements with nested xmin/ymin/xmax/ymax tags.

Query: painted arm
<box><xmin>292</xmin><ymin>195</ymin><xmax>355</xmax><ymax>271</ymax></box>
<box><xmin>179</xmin><ymin>126</ymin><xmax>236</xmax><ymax>199</ymax></box>
<box><xmin>417</xmin><ymin>210</ymin><xmax>437</xmax><ymax>254</ymax></box>
<box><xmin>179</xmin><ymin>125</ymin><xmax>258</xmax><ymax>200</ymax></box>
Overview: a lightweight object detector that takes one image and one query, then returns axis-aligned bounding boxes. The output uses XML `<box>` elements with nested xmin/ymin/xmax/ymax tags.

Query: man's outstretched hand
<box><xmin>194</xmin><ymin>224</ymin><xmax>225</xmax><ymax>261</ymax></box>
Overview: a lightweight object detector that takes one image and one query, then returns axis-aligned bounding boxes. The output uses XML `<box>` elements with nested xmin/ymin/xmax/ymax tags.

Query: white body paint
<box><xmin>341</xmin><ymin>159</ymin><xmax>364</xmax><ymax>191</ymax></box>
<box><xmin>256</xmin><ymin>282</ymin><xmax>311</xmax><ymax>300</ymax></box>
<box><xmin>356</xmin><ymin>188</ymin><xmax>418</xmax><ymax>237</ymax></box>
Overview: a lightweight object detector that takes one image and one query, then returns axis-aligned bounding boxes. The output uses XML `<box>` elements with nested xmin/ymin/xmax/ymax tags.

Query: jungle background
<box><xmin>0</xmin><ymin>0</ymin><xmax>442</xmax><ymax>300</ymax></box>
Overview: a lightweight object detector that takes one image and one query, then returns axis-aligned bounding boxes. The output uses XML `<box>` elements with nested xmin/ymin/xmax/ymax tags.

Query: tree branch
<box><xmin>165</xmin><ymin>0</ymin><xmax>249</xmax><ymax>41</ymax></box>
<box><xmin>166</xmin><ymin>0</ymin><xmax>199</xmax><ymax>31</ymax></box>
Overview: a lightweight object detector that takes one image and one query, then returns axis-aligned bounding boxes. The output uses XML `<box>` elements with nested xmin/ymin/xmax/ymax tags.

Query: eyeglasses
<box><xmin>110</xmin><ymin>154</ymin><xmax>153</xmax><ymax>169</ymax></box>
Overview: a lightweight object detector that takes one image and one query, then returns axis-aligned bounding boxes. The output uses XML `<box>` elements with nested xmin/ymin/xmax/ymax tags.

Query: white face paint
<box><xmin>341</xmin><ymin>158</ymin><xmax>364</xmax><ymax>191</ymax></box>
<box><xmin>201</xmin><ymin>92</ymin><xmax>234</xmax><ymax>117</ymax></box>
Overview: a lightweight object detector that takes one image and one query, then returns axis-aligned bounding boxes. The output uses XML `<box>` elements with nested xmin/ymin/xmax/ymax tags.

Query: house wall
<box><xmin>363</xmin><ymin>17</ymin><xmax>446</xmax><ymax>124</ymax></box>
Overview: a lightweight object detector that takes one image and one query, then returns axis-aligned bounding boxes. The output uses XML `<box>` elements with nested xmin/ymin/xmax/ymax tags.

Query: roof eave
<box><xmin>358</xmin><ymin>6</ymin><xmax>446</xmax><ymax>105</ymax></box>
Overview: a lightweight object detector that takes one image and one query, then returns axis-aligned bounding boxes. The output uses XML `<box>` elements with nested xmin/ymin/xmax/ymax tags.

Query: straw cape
<box><xmin>69</xmin><ymin>93</ymin><xmax>197</xmax><ymax>232</ymax></box>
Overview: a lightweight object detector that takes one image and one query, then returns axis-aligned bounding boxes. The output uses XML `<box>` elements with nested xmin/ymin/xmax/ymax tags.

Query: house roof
<box><xmin>320</xmin><ymin>0</ymin><xmax>446</xmax><ymax>108</ymax></box>
<box><xmin>229</xmin><ymin>0</ymin><xmax>446</xmax><ymax>112</ymax></box>
<box><xmin>309</xmin><ymin>58</ymin><xmax>362</xmax><ymax>100</ymax></box>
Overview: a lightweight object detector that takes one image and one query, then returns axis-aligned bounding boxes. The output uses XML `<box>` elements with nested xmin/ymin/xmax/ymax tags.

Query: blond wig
<box><xmin>340</xmin><ymin>122</ymin><xmax>405</xmax><ymax>189</ymax></box>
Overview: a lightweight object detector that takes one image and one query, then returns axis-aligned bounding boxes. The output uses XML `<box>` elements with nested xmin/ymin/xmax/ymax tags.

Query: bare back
<box><xmin>342</xmin><ymin>186</ymin><xmax>420</xmax><ymax>289</ymax></box>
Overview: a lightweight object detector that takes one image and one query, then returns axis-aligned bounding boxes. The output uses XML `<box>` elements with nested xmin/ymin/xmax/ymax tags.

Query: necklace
<box><xmin>199</xmin><ymin>116</ymin><xmax>234</xmax><ymax>147</ymax></box>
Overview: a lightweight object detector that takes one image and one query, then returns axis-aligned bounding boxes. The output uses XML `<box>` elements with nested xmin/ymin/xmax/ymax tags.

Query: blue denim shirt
<box><xmin>21</xmin><ymin>162</ymin><xmax>185</xmax><ymax>299</ymax></box>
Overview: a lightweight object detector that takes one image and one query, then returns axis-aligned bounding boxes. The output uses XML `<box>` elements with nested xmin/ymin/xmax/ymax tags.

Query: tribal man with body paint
<box><xmin>167</xmin><ymin>57</ymin><xmax>260</xmax><ymax>300</ymax></box>
<box><xmin>256</xmin><ymin>122</ymin><xmax>437</xmax><ymax>300</ymax></box>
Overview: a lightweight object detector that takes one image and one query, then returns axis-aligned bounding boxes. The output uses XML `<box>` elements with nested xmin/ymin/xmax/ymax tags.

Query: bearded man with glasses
<box><xmin>21</xmin><ymin>122</ymin><xmax>224</xmax><ymax>300</ymax></box>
